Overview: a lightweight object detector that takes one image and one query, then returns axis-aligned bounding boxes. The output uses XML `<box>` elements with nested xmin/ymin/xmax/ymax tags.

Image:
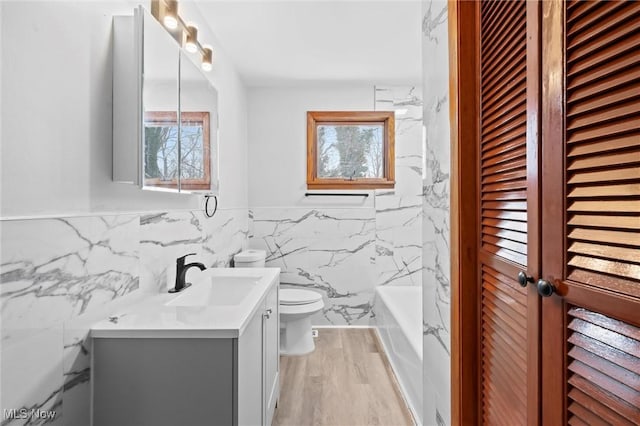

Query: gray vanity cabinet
<box><xmin>92</xmin><ymin>285</ymin><xmax>280</xmax><ymax>426</ymax></box>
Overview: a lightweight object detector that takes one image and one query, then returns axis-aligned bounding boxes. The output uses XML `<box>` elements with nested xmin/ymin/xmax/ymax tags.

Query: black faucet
<box><xmin>169</xmin><ymin>253</ymin><xmax>206</xmax><ymax>293</ymax></box>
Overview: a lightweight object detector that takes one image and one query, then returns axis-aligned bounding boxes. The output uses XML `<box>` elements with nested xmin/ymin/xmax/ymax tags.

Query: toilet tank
<box><xmin>233</xmin><ymin>250</ymin><xmax>266</xmax><ymax>268</ymax></box>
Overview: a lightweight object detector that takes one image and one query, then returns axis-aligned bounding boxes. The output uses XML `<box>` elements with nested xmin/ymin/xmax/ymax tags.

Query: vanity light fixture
<box><xmin>185</xmin><ymin>25</ymin><xmax>199</xmax><ymax>53</ymax></box>
<box><xmin>151</xmin><ymin>0</ymin><xmax>215</xmax><ymax>71</ymax></box>
<box><xmin>201</xmin><ymin>47</ymin><xmax>213</xmax><ymax>72</ymax></box>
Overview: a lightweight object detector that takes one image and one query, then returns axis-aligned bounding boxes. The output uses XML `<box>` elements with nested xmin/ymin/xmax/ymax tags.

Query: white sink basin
<box><xmin>91</xmin><ymin>267</ymin><xmax>280</xmax><ymax>339</ymax></box>
<box><xmin>166</xmin><ymin>276</ymin><xmax>260</xmax><ymax>307</ymax></box>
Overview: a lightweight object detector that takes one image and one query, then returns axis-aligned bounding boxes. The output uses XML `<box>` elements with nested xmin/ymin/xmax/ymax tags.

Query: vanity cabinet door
<box><xmin>237</xmin><ymin>307</ymin><xmax>263</xmax><ymax>426</ymax></box>
<box><xmin>263</xmin><ymin>285</ymin><xmax>280</xmax><ymax>426</ymax></box>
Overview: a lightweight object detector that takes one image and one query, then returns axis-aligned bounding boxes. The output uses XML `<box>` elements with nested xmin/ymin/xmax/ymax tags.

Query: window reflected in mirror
<box><xmin>144</xmin><ymin>111</ymin><xmax>211</xmax><ymax>190</ymax></box>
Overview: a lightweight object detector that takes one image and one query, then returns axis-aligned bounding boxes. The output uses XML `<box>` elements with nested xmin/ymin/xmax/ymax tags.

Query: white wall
<box><xmin>248</xmin><ymin>86</ymin><xmax>375</xmax><ymax>208</ymax></box>
<box><xmin>0</xmin><ymin>0</ymin><xmax>248</xmax><ymax>218</ymax></box>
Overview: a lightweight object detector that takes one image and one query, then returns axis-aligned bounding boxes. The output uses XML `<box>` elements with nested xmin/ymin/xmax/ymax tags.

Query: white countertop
<box><xmin>91</xmin><ymin>267</ymin><xmax>280</xmax><ymax>339</ymax></box>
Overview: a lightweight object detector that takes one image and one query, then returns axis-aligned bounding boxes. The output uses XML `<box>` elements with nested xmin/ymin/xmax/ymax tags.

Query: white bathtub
<box><xmin>375</xmin><ymin>286</ymin><xmax>423</xmax><ymax>425</ymax></box>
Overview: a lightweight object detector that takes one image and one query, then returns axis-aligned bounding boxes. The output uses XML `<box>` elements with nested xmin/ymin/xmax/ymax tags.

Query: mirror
<box><xmin>112</xmin><ymin>7</ymin><xmax>219</xmax><ymax>195</ymax></box>
<box><xmin>142</xmin><ymin>10</ymin><xmax>180</xmax><ymax>191</ymax></box>
<box><xmin>178</xmin><ymin>51</ymin><xmax>219</xmax><ymax>194</ymax></box>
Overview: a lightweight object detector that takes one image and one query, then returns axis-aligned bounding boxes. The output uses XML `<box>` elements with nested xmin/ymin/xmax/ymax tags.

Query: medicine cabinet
<box><xmin>113</xmin><ymin>6</ymin><xmax>219</xmax><ymax>195</ymax></box>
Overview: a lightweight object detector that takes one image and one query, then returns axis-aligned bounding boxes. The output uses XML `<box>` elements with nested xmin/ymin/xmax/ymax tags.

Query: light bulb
<box><xmin>185</xmin><ymin>25</ymin><xmax>198</xmax><ymax>53</ymax></box>
<box><xmin>163</xmin><ymin>0</ymin><xmax>178</xmax><ymax>29</ymax></box>
<box><xmin>201</xmin><ymin>47</ymin><xmax>213</xmax><ymax>71</ymax></box>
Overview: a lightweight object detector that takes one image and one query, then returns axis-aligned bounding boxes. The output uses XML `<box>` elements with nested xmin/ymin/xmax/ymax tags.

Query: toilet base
<box><xmin>280</xmin><ymin>316</ymin><xmax>316</xmax><ymax>355</ymax></box>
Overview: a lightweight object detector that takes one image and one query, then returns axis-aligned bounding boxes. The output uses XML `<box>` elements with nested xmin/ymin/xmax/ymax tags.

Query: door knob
<box><xmin>517</xmin><ymin>271</ymin><xmax>534</xmax><ymax>287</ymax></box>
<box><xmin>536</xmin><ymin>279</ymin><xmax>555</xmax><ymax>297</ymax></box>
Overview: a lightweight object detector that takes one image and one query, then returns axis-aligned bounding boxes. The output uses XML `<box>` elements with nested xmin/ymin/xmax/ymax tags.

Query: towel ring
<box><xmin>204</xmin><ymin>195</ymin><xmax>218</xmax><ymax>218</ymax></box>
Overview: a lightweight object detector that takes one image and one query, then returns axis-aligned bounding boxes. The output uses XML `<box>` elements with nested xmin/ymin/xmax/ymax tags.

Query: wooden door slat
<box><xmin>483</xmin><ymin>226</ymin><xmax>528</xmax><ymax>244</ymax></box>
<box><xmin>481</xmin><ymin>190</ymin><xmax>527</xmax><ymax>202</ymax></box>
<box><xmin>568</xmin><ymin>228</ymin><xmax>640</xmax><ymax>247</ymax></box>
<box><xmin>567</xmin><ymin>119</ymin><xmax>640</xmax><ymax>145</ymax></box>
<box><xmin>566</xmin><ymin>0</ymin><xmax>603</xmax><ymax>25</ymax></box>
<box><xmin>482</xmin><ymin>234</ymin><xmax>527</xmax><ymax>256</ymax></box>
<box><xmin>482</xmin><ymin>168</ymin><xmax>527</xmax><ymax>186</ymax></box>
<box><xmin>482</xmin><ymin>179</ymin><xmax>527</xmax><ymax>194</ymax></box>
<box><xmin>482</xmin><ymin>270</ymin><xmax>528</xmax><ymax>306</ymax></box>
<box><xmin>482</xmin><ymin>305</ymin><xmax>528</xmax><ymax>347</ymax></box>
<box><xmin>569</xmin><ymin>346</ymin><xmax>640</xmax><ymax>392</ymax></box>
<box><xmin>567</xmin><ymin>401</ymin><xmax>611</xmax><ymax>426</ymax></box>
<box><xmin>569</xmin><ymin>307</ymin><xmax>640</xmax><ymax>341</ymax></box>
<box><xmin>568</xmin><ymin>360</ymin><xmax>640</xmax><ymax>408</ymax></box>
<box><xmin>482</xmin><ymin>218</ymin><xmax>527</xmax><ymax>233</ymax></box>
<box><xmin>566</xmin><ymin>0</ymin><xmax>630</xmax><ymax>42</ymax></box>
<box><xmin>482</xmin><ymin>351</ymin><xmax>528</xmax><ymax>408</ymax></box>
<box><xmin>567</xmin><ymin>102</ymin><xmax>640</xmax><ymax>131</ymax></box>
<box><xmin>568</xmin><ymin>200</ymin><xmax>640</xmax><ymax>213</ymax></box>
<box><xmin>568</xmin><ymin>319</ymin><xmax>640</xmax><ymax>358</ymax></box>
<box><xmin>567</xmin><ymin>51</ymin><xmax>640</xmax><ymax>90</ymax></box>
<box><xmin>568</xmin><ymin>167</ymin><xmax>640</xmax><ymax>185</ymax></box>
<box><xmin>568</xmin><ymin>150</ymin><xmax>640</xmax><ymax>170</ymax></box>
<box><xmin>482</xmin><ymin>244</ymin><xmax>527</xmax><ymax>266</ymax></box>
<box><xmin>482</xmin><ymin>209</ymin><xmax>527</xmax><ymax>222</ymax></box>
<box><xmin>481</xmin><ymin>128</ymin><xmax>526</xmax><ymax>157</ymax></box>
<box><xmin>568</xmin><ymin>215</ymin><xmax>640</xmax><ymax>230</ymax></box>
<box><xmin>568</xmin><ymin>332</ymin><xmax>640</xmax><ymax>376</ymax></box>
<box><xmin>481</xmin><ymin>146</ymin><xmax>527</xmax><ymax>169</ymax></box>
<box><xmin>568</xmin><ymin>183</ymin><xmax>640</xmax><ymax>198</ymax></box>
<box><xmin>483</xmin><ymin>337</ymin><xmax>528</xmax><ymax>383</ymax></box>
<box><xmin>482</xmin><ymin>281</ymin><xmax>528</xmax><ymax>322</ymax></box>
<box><xmin>483</xmin><ymin>157</ymin><xmax>527</xmax><ymax>176</ymax></box>
<box><xmin>567</xmin><ymin>84</ymin><xmax>640</xmax><ymax>119</ymax></box>
<box><xmin>482</xmin><ymin>201</ymin><xmax>528</xmax><ymax>211</ymax></box>
<box><xmin>569</xmin><ymin>255</ymin><xmax>640</xmax><ymax>281</ymax></box>
<box><xmin>568</xmin><ymin>3</ymin><xmax>640</xmax><ymax>51</ymax></box>
<box><xmin>568</xmin><ymin>387</ymin><xmax>636</xmax><ymax>426</ymax></box>
<box><xmin>483</xmin><ymin>321</ymin><xmax>526</xmax><ymax>364</ymax></box>
<box><xmin>568</xmin><ymin>241</ymin><xmax>640</xmax><ymax>264</ymax></box>
<box><xmin>482</xmin><ymin>265</ymin><xmax>528</xmax><ymax>297</ymax></box>
<box><xmin>568</xmin><ymin>32</ymin><xmax>640</xmax><ymax>75</ymax></box>
<box><xmin>482</xmin><ymin>107</ymin><xmax>527</xmax><ymax>144</ymax></box>
<box><xmin>569</xmin><ymin>374</ymin><xmax>640</xmax><ymax>424</ymax></box>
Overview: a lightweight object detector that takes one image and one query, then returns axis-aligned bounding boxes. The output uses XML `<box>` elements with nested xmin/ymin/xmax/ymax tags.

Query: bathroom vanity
<box><xmin>91</xmin><ymin>268</ymin><xmax>280</xmax><ymax>426</ymax></box>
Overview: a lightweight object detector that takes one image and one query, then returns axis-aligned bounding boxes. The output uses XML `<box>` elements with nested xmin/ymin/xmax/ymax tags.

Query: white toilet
<box><xmin>233</xmin><ymin>250</ymin><xmax>324</xmax><ymax>355</ymax></box>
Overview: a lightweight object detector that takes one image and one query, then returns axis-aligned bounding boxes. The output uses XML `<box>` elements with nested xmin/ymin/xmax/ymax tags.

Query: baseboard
<box><xmin>311</xmin><ymin>325</ymin><xmax>374</xmax><ymax>329</ymax></box>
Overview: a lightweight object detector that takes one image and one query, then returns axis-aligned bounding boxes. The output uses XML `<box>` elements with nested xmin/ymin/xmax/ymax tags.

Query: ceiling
<box><xmin>195</xmin><ymin>0</ymin><xmax>422</xmax><ymax>87</ymax></box>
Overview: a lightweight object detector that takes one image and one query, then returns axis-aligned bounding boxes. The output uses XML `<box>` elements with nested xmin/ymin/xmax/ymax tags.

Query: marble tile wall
<box><xmin>422</xmin><ymin>1</ymin><xmax>452</xmax><ymax>425</ymax></box>
<box><xmin>374</xmin><ymin>86</ymin><xmax>423</xmax><ymax>288</ymax></box>
<box><xmin>0</xmin><ymin>208</ymin><xmax>248</xmax><ymax>426</ymax></box>
<box><xmin>249</xmin><ymin>86</ymin><xmax>423</xmax><ymax>327</ymax></box>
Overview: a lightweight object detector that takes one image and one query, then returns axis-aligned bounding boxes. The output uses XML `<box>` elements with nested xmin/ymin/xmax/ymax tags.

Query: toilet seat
<box><xmin>280</xmin><ymin>289</ymin><xmax>322</xmax><ymax>306</ymax></box>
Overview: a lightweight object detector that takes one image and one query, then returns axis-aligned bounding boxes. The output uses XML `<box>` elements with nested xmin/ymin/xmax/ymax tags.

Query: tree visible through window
<box><xmin>143</xmin><ymin>111</ymin><xmax>211</xmax><ymax>191</ymax></box>
<box><xmin>307</xmin><ymin>111</ymin><xmax>395</xmax><ymax>189</ymax></box>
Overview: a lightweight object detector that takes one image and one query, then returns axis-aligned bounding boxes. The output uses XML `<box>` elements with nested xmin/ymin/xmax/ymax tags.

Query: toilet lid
<box><xmin>280</xmin><ymin>289</ymin><xmax>323</xmax><ymax>305</ymax></box>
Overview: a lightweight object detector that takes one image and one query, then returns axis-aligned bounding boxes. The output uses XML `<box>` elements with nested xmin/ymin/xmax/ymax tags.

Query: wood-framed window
<box><xmin>143</xmin><ymin>111</ymin><xmax>211</xmax><ymax>191</ymax></box>
<box><xmin>306</xmin><ymin>111</ymin><xmax>395</xmax><ymax>190</ymax></box>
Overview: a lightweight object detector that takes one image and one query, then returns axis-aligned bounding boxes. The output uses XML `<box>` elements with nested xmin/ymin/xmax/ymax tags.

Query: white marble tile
<box><xmin>251</xmin><ymin>208</ymin><xmax>377</xmax><ymax>326</ymax></box>
<box><xmin>422</xmin><ymin>0</ymin><xmax>451</xmax><ymax>423</ymax></box>
<box><xmin>375</xmin><ymin>194</ymin><xmax>423</xmax><ymax>287</ymax></box>
<box><xmin>252</xmin><ymin>208</ymin><xmax>375</xmax><ymax>240</ymax></box>
<box><xmin>0</xmin><ymin>215</ymin><xmax>139</xmax><ymax>345</ymax></box>
<box><xmin>0</xmin><ymin>327</ymin><xmax>64</xmax><ymax>426</ymax></box>
<box><xmin>201</xmin><ymin>209</ymin><xmax>249</xmax><ymax>268</ymax></box>
<box><xmin>138</xmin><ymin>211</ymin><xmax>204</xmax><ymax>294</ymax></box>
<box><xmin>375</xmin><ymin>86</ymin><xmax>424</xmax><ymax>198</ymax></box>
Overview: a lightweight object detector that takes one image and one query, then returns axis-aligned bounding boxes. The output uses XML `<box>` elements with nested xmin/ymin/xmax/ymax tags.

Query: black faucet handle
<box><xmin>177</xmin><ymin>253</ymin><xmax>198</xmax><ymax>263</ymax></box>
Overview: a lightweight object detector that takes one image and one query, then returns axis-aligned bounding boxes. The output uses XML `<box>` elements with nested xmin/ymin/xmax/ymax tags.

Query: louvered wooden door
<box><xmin>541</xmin><ymin>0</ymin><xmax>640</xmax><ymax>424</ymax></box>
<box><xmin>478</xmin><ymin>1</ymin><xmax>540</xmax><ymax>424</ymax></box>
